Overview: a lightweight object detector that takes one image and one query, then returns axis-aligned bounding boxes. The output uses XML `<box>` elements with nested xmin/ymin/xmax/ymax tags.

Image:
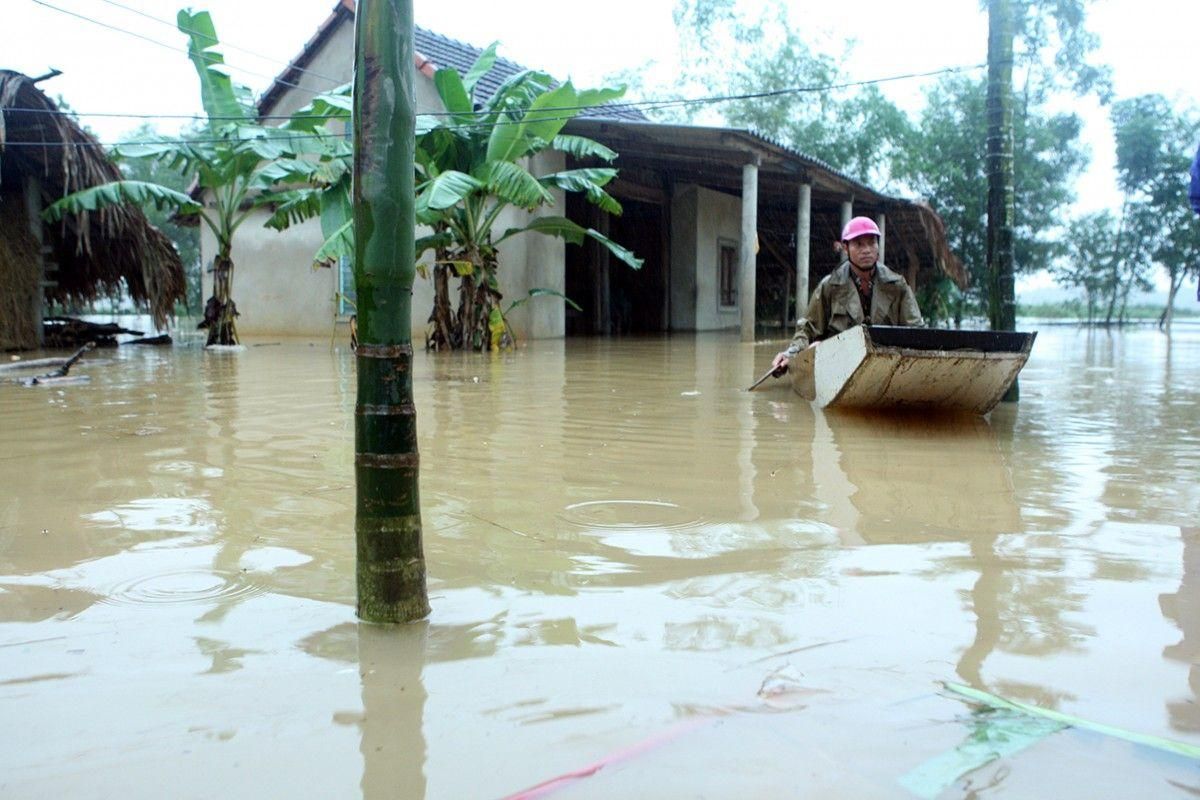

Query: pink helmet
<box><xmin>841</xmin><ymin>216</ymin><xmax>881</xmax><ymax>242</ymax></box>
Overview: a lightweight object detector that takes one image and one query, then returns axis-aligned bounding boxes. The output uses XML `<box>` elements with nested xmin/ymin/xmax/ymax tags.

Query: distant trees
<box><xmin>662</xmin><ymin>0</ymin><xmax>911</xmax><ymax>189</ymax></box>
<box><xmin>622</xmin><ymin>0</ymin><xmax>1122</xmax><ymax>327</ymax></box>
<box><xmin>898</xmin><ymin>75</ymin><xmax>1087</xmax><ymax>323</ymax></box>
<box><xmin>1047</xmin><ymin>97</ymin><xmax>1200</xmax><ymax>329</ymax></box>
<box><xmin>1110</xmin><ymin>96</ymin><xmax>1200</xmax><ymax>330</ymax></box>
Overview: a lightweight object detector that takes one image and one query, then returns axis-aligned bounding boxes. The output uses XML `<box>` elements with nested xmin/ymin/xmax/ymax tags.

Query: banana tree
<box><xmin>43</xmin><ymin>9</ymin><xmax>348</xmax><ymax>346</ymax></box>
<box><xmin>415</xmin><ymin>50</ymin><xmax>642</xmax><ymax>350</ymax></box>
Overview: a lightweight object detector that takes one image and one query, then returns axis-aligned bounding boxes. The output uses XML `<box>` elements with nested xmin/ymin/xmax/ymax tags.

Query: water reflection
<box><xmin>1161</xmin><ymin>527</ymin><xmax>1200</xmax><ymax>733</ymax></box>
<box><xmin>815</xmin><ymin>408</ymin><xmax>1022</xmax><ymax>544</ymax></box>
<box><xmin>357</xmin><ymin>623</ymin><xmax>428</xmax><ymax>800</ymax></box>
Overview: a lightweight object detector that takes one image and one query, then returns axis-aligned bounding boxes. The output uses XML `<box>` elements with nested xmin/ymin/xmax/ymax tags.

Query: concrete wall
<box><xmin>669</xmin><ymin>185</ymin><xmax>698</xmax><ymax>330</ymax></box>
<box><xmin>269</xmin><ymin>24</ymin><xmax>355</xmax><ymax>120</ymax></box>
<box><xmin>493</xmin><ymin>150</ymin><xmax>567</xmax><ymax>340</ymax></box>
<box><xmin>200</xmin><ymin>212</ymin><xmax>341</xmax><ymax>338</ymax></box>
<box><xmin>669</xmin><ymin>184</ymin><xmax>743</xmax><ymax>332</ymax></box>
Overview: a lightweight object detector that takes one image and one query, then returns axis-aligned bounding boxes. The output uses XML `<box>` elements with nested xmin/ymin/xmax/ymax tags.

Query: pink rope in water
<box><xmin>500</xmin><ymin>717</ymin><xmax>712</xmax><ymax>800</ymax></box>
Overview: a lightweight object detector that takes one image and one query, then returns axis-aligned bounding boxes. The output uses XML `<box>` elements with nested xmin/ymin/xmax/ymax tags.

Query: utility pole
<box><xmin>987</xmin><ymin>0</ymin><xmax>1019</xmax><ymax>401</ymax></box>
<box><xmin>353</xmin><ymin>0</ymin><xmax>429</xmax><ymax>622</ymax></box>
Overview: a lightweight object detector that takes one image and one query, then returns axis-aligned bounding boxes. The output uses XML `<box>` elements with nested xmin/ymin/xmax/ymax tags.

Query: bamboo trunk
<box><xmin>353</xmin><ymin>0</ymin><xmax>429</xmax><ymax>623</ymax></box>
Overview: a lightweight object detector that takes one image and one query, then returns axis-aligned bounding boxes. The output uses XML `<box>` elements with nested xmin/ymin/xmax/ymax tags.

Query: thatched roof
<box><xmin>0</xmin><ymin>70</ymin><xmax>184</xmax><ymax>328</ymax></box>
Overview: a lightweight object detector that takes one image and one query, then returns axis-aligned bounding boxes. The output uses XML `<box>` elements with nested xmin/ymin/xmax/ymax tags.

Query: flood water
<box><xmin>2</xmin><ymin>324</ymin><xmax>1198</xmax><ymax>798</ymax></box>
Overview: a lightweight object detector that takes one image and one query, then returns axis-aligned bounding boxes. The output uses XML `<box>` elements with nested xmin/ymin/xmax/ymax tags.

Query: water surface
<box><xmin>1</xmin><ymin>325</ymin><xmax>1198</xmax><ymax>798</ymax></box>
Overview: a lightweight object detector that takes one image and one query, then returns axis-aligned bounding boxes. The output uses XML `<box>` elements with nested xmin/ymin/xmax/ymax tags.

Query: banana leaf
<box><xmin>944</xmin><ymin>682</ymin><xmax>1200</xmax><ymax>760</ymax></box>
<box><xmin>43</xmin><ymin>180</ymin><xmax>201</xmax><ymax>221</ymax></box>
<box><xmin>177</xmin><ymin>9</ymin><xmax>248</xmax><ymax>124</ymax></box>
<box><xmin>496</xmin><ymin>216</ymin><xmax>642</xmax><ymax>270</ymax></box>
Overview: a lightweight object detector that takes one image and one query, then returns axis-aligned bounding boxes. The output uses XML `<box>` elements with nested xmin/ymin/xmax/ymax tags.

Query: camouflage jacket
<box><xmin>785</xmin><ymin>261</ymin><xmax>924</xmax><ymax>355</ymax></box>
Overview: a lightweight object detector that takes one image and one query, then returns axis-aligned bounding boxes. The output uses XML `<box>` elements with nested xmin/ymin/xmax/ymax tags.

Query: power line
<box><xmin>91</xmin><ymin>0</ymin><xmax>344</xmax><ymax>86</ymax></box>
<box><xmin>29</xmin><ymin>0</ymin><xmax>321</xmax><ymax>97</ymax></box>
<box><xmin>3</xmin><ymin>61</ymin><xmax>986</xmax><ymax>129</ymax></box>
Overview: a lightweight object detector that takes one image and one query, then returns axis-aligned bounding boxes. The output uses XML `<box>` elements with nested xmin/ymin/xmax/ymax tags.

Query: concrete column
<box><xmin>24</xmin><ymin>176</ymin><xmax>45</xmax><ymax>346</ymax></box>
<box><xmin>739</xmin><ymin>159</ymin><xmax>760</xmax><ymax>342</ymax></box>
<box><xmin>875</xmin><ymin>212</ymin><xmax>887</xmax><ymax>266</ymax></box>
<box><xmin>589</xmin><ymin>205</ymin><xmax>611</xmax><ymax>334</ymax></box>
<box><xmin>840</xmin><ymin>199</ymin><xmax>853</xmax><ymax>230</ymax></box>
<box><xmin>795</xmin><ymin>182</ymin><xmax>812</xmax><ymax>313</ymax></box>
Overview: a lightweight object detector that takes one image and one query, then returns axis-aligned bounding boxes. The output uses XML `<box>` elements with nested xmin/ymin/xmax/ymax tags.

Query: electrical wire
<box><xmin>91</xmin><ymin>0</ymin><xmax>344</xmax><ymax>86</ymax></box>
<box><xmin>29</xmin><ymin>0</ymin><xmax>319</xmax><ymax>96</ymax></box>
<box><xmin>2</xmin><ymin>61</ymin><xmax>987</xmax><ymax>133</ymax></box>
<box><xmin>21</xmin><ymin>0</ymin><xmax>993</xmax><ymax>138</ymax></box>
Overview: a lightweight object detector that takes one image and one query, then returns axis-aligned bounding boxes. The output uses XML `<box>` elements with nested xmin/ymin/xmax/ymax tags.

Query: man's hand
<box><xmin>772</xmin><ymin>351</ymin><xmax>790</xmax><ymax>371</ymax></box>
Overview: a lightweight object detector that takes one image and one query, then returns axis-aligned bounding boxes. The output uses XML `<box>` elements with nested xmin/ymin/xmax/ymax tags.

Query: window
<box><xmin>337</xmin><ymin>255</ymin><xmax>356</xmax><ymax>317</ymax></box>
<box><xmin>718</xmin><ymin>240</ymin><xmax>738</xmax><ymax>309</ymax></box>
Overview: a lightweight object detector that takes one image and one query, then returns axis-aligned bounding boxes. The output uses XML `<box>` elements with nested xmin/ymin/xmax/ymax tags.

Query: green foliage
<box><xmin>112</xmin><ymin>123</ymin><xmax>204</xmax><ymax>312</ymax></box>
<box><xmin>1045</xmin><ymin>96</ymin><xmax>1200</xmax><ymax>328</ymax></box>
<box><xmin>41</xmin><ymin>9</ymin><xmax>351</xmax><ymax>344</ymax></box>
<box><xmin>915</xmin><ymin>274</ymin><xmax>963</xmax><ymax>328</ymax></box>
<box><xmin>641</xmin><ymin>0</ymin><xmax>912</xmax><ymax>187</ymax></box>
<box><xmin>1011</xmin><ymin>0</ymin><xmax>1113</xmax><ymax>103</ymax></box>
<box><xmin>1101</xmin><ymin>95</ymin><xmax>1200</xmax><ymax>327</ymax></box>
<box><xmin>43</xmin><ymin>180</ymin><xmax>201</xmax><ymax>221</ymax></box>
<box><xmin>652</xmin><ymin>0</ymin><xmax>1110</xmax><ymax>317</ymax></box>
<box><xmin>897</xmin><ymin>74</ymin><xmax>1088</xmax><ymax>307</ymax></box>
<box><xmin>410</xmin><ymin>50</ymin><xmax>641</xmax><ymax>350</ymax></box>
<box><xmin>505</xmin><ymin>288</ymin><xmax>584</xmax><ymax>315</ymax></box>
<box><xmin>1016</xmin><ymin>300</ymin><xmax>1198</xmax><ymax>320</ymax></box>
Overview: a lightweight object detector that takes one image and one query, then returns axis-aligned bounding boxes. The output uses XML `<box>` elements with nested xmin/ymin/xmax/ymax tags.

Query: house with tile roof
<box><xmin>205</xmin><ymin>0</ymin><xmax>965</xmax><ymax>343</ymax></box>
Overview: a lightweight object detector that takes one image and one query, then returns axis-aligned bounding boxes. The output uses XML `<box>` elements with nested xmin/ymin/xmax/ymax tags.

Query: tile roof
<box><xmin>413</xmin><ymin>27</ymin><xmax>646</xmax><ymax>120</ymax></box>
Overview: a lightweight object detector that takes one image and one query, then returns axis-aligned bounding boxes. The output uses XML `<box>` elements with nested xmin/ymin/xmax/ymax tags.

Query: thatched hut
<box><xmin>0</xmin><ymin>70</ymin><xmax>184</xmax><ymax>350</ymax></box>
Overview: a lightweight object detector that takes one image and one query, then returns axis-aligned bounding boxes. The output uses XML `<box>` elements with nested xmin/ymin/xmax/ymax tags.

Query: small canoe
<box><xmin>790</xmin><ymin>325</ymin><xmax>1036</xmax><ymax>415</ymax></box>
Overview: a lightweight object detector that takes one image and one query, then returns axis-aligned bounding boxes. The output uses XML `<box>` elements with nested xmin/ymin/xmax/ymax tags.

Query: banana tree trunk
<box><xmin>353</xmin><ymin>0</ymin><xmax>429</xmax><ymax>623</ymax></box>
<box><xmin>203</xmin><ymin>249</ymin><xmax>239</xmax><ymax>346</ymax></box>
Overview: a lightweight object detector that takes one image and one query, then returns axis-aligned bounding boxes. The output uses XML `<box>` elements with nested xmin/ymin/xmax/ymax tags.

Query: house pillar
<box><xmin>795</xmin><ymin>182</ymin><xmax>812</xmax><ymax>313</ymax></box>
<box><xmin>24</xmin><ymin>176</ymin><xmax>45</xmax><ymax>346</ymax></box>
<box><xmin>590</xmin><ymin>204</ymin><xmax>611</xmax><ymax>334</ymax></box>
<box><xmin>876</xmin><ymin>212</ymin><xmax>887</xmax><ymax>266</ymax></box>
<box><xmin>739</xmin><ymin>157</ymin><xmax>760</xmax><ymax>342</ymax></box>
<box><xmin>840</xmin><ymin>199</ymin><xmax>853</xmax><ymax>230</ymax></box>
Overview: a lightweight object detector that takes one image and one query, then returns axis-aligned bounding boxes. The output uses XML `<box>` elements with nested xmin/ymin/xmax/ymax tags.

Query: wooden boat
<box><xmin>790</xmin><ymin>325</ymin><xmax>1036</xmax><ymax>415</ymax></box>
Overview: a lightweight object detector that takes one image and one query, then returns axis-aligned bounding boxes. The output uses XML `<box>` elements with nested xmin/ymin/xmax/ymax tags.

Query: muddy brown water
<box><xmin>1</xmin><ymin>325</ymin><xmax>1198</xmax><ymax>798</ymax></box>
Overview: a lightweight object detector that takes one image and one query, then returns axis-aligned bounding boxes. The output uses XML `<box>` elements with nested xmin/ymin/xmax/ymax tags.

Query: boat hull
<box><xmin>791</xmin><ymin>326</ymin><xmax>1036</xmax><ymax>415</ymax></box>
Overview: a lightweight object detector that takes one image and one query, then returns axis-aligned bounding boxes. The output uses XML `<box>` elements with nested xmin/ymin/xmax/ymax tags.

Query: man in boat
<box><xmin>771</xmin><ymin>216</ymin><xmax>924</xmax><ymax>371</ymax></box>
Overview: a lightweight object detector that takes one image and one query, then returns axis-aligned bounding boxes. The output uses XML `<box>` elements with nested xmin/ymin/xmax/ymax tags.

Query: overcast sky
<box><xmin>4</xmin><ymin>0</ymin><xmax>1198</xmax><ymax>290</ymax></box>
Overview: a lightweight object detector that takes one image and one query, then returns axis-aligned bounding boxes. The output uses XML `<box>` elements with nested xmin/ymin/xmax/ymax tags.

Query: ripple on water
<box><xmin>97</xmin><ymin>569</ymin><xmax>266</xmax><ymax>608</ymax></box>
<box><xmin>559</xmin><ymin>500</ymin><xmax>703</xmax><ymax>531</ymax></box>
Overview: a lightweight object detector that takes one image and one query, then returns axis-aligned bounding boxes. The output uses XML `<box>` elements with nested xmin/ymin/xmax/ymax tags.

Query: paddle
<box><xmin>747</xmin><ymin>363</ymin><xmax>787</xmax><ymax>391</ymax></box>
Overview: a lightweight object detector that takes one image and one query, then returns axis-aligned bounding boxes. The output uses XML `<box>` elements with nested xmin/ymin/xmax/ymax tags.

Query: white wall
<box><xmin>669</xmin><ymin>185</ymin><xmax>698</xmax><ymax>330</ymax></box>
<box><xmin>269</xmin><ymin>24</ymin><xmax>355</xmax><ymax>120</ymax></box>
<box><xmin>200</xmin><ymin>211</ymin><xmax>339</xmax><ymax>338</ymax></box>
<box><xmin>669</xmin><ymin>184</ymin><xmax>743</xmax><ymax>332</ymax></box>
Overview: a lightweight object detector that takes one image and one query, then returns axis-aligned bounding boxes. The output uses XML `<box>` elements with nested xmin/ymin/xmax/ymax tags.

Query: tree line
<box><xmin>617</xmin><ymin>0</ymin><xmax>1199</xmax><ymax>330</ymax></box>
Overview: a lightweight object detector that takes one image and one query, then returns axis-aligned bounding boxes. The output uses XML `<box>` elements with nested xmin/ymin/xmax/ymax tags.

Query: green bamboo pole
<box><xmin>986</xmin><ymin>0</ymin><xmax>1019</xmax><ymax>401</ymax></box>
<box><xmin>353</xmin><ymin>0</ymin><xmax>429</xmax><ymax>622</ymax></box>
